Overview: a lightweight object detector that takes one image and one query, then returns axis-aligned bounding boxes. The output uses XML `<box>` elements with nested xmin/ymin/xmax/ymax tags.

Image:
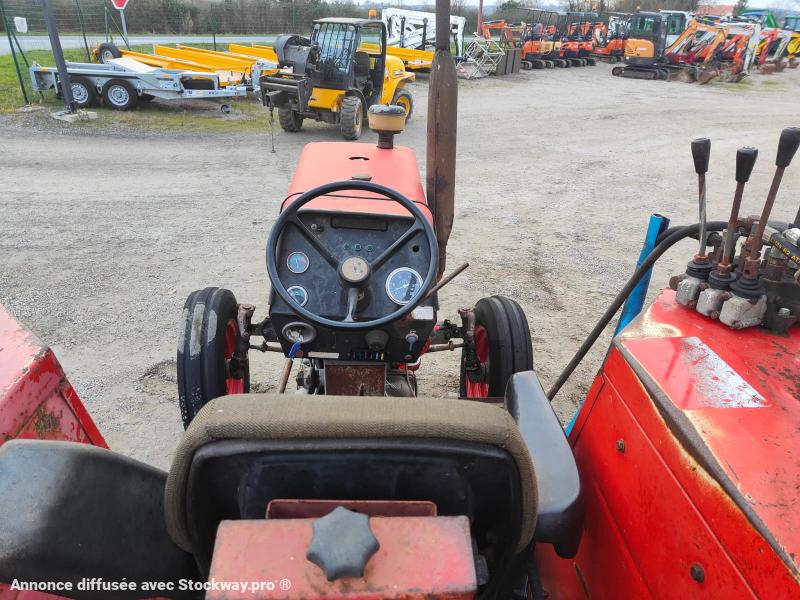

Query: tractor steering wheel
<box><xmin>266</xmin><ymin>181</ymin><xmax>438</xmax><ymax>331</ymax></box>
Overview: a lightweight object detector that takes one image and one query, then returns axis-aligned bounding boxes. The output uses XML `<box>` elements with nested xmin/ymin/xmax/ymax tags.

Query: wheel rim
<box><xmin>71</xmin><ymin>83</ymin><xmax>89</xmax><ymax>104</ymax></box>
<box><xmin>224</xmin><ymin>319</ymin><xmax>244</xmax><ymax>395</ymax></box>
<box><xmin>465</xmin><ymin>325</ymin><xmax>489</xmax><ymax>398</ymax></box>
<box><xmin>396</xmin><ymin>95</ymin><xmax>410</xmax><ymax>114</ymax></box>
<box><xmin>102</xmin><ymin>50</ymin><xmax>113</xmax><ymax>63</ymax></box>
<box><xmin>108</xmin><ymin>84</ymin><xmax>129</xmax><ymax>106</ymax></box>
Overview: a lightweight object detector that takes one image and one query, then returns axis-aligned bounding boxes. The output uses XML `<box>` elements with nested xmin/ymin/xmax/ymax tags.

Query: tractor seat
<box><xmin>164</xmin><ymin>394</ymin><xmax>538</xmax><ymax>573</ymax></box>
<box><xmin>354</xmin><ymin>50</ymin><xmax>371</xmax><ymax>79</ymax></box>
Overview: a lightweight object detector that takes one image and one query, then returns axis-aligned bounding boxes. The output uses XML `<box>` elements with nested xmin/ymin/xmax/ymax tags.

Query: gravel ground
<box><xmin>2</xmin><ymin>62</ymin><xmax>799</xmax><ymax>469</ymax></box>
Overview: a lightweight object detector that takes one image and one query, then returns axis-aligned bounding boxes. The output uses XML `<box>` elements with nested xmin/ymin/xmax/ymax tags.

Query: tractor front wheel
<box><xmin>459</xmin><ymin>296</ymin><xmax>533</xmax><ymax>399</ymax></box>
<box><xmin>278</xmin><ymin>107</ymin><xmax>303</xmax><ymax>132</ymax></box>
<box><xmin>340</xmin><ymin>96</ymin><xmax>363</xmax><ymax>140</ymax></box>
<box><xmin>177</xmin><ymin>287</ymin><xmax>250</xmax><ymax>428</ymax></box>
<box><xmin>391</xmin><ymin>89</ymin><xmax>413</xmax><ymax>120</ymax></box>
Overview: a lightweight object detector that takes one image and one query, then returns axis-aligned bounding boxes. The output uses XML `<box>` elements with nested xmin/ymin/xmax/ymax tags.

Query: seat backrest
<box><xmin>0</xmin><ymin>440</ymin><xmax>197</xmax><ymax>597</ymax></box>
<box><xmin>354</xmin><ymin>51</ymin><xmax>371</xmax><ymax>77</ymax></box>
<box><xmin>165</xmin><ymin>395</ymin><xmax>537</xmax><ymax>572</ymax></box>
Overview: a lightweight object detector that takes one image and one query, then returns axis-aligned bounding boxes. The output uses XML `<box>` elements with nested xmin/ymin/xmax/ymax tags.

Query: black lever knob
<box><xmin>776</xmin><ymin>127</ymin><xmax>800</xmax><ymax>168</ymax></box>
<box><xmin>735</xmin><ymin>147</ymin><xmax>758</xmax><ymax>183</ymax></box>
<box><xmin>306</xmin><ymin>506</ymin><xmax>380</xmax><ymax>581</ymax></box>
<box><xmin>691</xmin><ymin>137</ymin><xmax>711</xmax><ymax>174</ymax></box>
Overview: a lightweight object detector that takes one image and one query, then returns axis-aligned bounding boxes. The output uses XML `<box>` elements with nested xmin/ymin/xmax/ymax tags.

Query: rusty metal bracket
<box><xmin>458</xmin><ymin>307</ymin><xmax>486</xmax><ymax>383</ymax></box>
<box><xmin>229</xmin><ymin>303</ymin><xmax>255</xmax><ymax>380</ymax></box>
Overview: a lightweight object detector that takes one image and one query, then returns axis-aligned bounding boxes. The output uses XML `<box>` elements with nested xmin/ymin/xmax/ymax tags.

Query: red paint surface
<box><xmin>537</xmin><ymin>290</ymin><xmax>799</xmax><ymax>598</ymax></box>
<box><xmin>0</xmin><ymin>305</ymin><xmax>106</xmax><ymax>448</ymax></box>
<box><xmin>208</xmin><ymin>516</ymin><xmax>476</xmax><ymax>599</ymax></box>
<box><xmin>283</xmin><ymin>142</ymin><xmax>432</xmax><ymax>223</ymax></box>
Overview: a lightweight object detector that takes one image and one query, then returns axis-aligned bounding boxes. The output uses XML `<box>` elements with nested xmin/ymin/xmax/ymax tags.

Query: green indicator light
<box><xmin>366</xmin><ymin>245</ymin><xmax>374</xmax><ymax>252</ymax></box>
<box><xmin>344</xmin><ymin>243</ymin><xmax>351</xmax><ymax>250</ymax></box>
<box><xmin>354</xmin><ymin>244</ymin><xmax>362</xmax><ymax>251</ymax></box>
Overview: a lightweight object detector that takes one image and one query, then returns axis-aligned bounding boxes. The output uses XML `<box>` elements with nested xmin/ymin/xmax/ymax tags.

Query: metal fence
<box><xmin>0</xmin><ymin>0</ymin><xmax>479</xmax><ymax>106</ymax></box>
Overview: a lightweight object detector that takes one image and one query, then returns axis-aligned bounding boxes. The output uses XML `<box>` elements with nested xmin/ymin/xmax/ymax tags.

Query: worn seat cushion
<box><xmin>164</xmin><ymin>394</ymin><xmax>537</xmax><ymax>554</ymax></box>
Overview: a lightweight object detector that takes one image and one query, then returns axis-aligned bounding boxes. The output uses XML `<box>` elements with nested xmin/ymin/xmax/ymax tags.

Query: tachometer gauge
<box><xmin>385</xmin><ymin>267</ymin><xmax>422</xmax><ymax>305</ymax></box>
<box><xmin>287</xmin><ymin>285</ymin><xmax>308</xmax><ymax>307</ymax></box>
<box><xmin>287</xmin><ymin>252</ymin><xmax>309</xmax><ymax>274</ymax></box>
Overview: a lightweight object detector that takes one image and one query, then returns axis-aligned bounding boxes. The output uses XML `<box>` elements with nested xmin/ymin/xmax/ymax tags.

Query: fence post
<box><xmin>0</xmin><ymin>0</ymin><xmax>29</xmax><ymax>104</ymax></box>
<box><xmin>104</xmin><ymin>5</ymin><xmax>109</xmax><ymax>42</ymax></box>
<box><xmin>74</xmin><ymin>0</ymin><xmax>90</xmax><ymax>61</ymax></box>
<box><xmin>210</xmin><ymin>2</ymin><xmax>217</xmax><ymax>51</ymax></box>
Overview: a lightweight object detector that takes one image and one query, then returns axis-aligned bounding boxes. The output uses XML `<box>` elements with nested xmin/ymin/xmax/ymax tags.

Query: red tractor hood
<box><xmin>282</xmin><ymin>142</ymin><xmax>432</xmax><ymax>222</ymax></box>
<box><xmin>615</xmin><ymin>290</ymin><xmax>800</xmax><ymax>573</ymax></box>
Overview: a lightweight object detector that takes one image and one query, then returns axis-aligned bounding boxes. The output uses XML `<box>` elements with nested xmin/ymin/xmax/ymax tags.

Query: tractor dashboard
<box><xmin>267</xmin><ymin>142</ymin><xmax>437</xmax><ymax>364</ymax></box>
<box><xmin>269</xmin><ymin>208</ymin><xmax>437</xmax><ymax>363</ymax></box>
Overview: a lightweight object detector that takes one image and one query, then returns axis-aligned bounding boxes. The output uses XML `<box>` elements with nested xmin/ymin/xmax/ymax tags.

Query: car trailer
<box><xmin>29</xmin><ymin>57</ymin><xmax>248</xmax><ymax>111</ymax></box>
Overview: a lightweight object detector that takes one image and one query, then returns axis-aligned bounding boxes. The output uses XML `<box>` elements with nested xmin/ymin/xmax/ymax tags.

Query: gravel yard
<box><xmin>2</xmin><ymin>62</ymin><xmax>799</xmax><ymax>469</ymax></box>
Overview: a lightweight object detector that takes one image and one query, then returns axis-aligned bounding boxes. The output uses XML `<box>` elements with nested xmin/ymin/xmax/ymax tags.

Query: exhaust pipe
<box><xmin>426</xmin><ymin>0</ymin><xmax>458</xmax><ymax>278</ymax></box>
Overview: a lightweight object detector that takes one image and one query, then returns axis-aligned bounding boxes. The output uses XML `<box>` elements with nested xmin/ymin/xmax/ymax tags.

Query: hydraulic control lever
<box><xmin>716</xmin><ymin>147</ymin><xmax>758</xmax><ymax>283</ymax></box>
<box><xmin>697</xmin><ymin>147</ymin><xmax>758</xmax><ymax>318</ymax></box>
<box><xmin>719</xmin><ymin>127</ymin><xmax>800</xmax><ymax>329</ymax></box>
<box><xmin>739</xmin><ymin>127</ymin><xmax>800</xmax><ymax>286</ymax></box>
<box><xmin>692</xmin><ymin>137</ymin><xmax>712</xmax><ymax>260</ymax></box>
<box><xmin>673</xmin><ymin>138</ymin><xmax>712</xmax><ymax>307</ymax></box>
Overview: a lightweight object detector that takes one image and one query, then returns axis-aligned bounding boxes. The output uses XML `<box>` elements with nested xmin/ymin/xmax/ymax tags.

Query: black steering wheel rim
<box><xmin>266</xmin><ymin>180</ymin><xmax>438</xmax><ymax>331</ymax></box>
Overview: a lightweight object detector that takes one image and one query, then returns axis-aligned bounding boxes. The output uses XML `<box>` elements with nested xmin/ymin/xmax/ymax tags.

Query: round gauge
<box><xmin>385</xmin><ymin>267</ymin><xmax>423</xmax><ymax>306</ymax></box>
<box><xmin>287</xmin><ymin>252</ymin><xmax>309</xmax><ymax>274</ymax></box>
<box><xmin>287</xmin><ymin>285</ymin><xmax>308</xmax><ymax>307</ymax></box>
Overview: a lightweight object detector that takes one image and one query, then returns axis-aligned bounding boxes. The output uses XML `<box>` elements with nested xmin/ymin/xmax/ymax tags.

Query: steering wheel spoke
<box><xmin>289</xmin><ymin>215</ymin><xmax>338</xmax><ymax>269</ymax></box>
<box><xmin>370</xmin><ymin>222</ymin><xmax>424</xmax><ymax>272</ymax></box>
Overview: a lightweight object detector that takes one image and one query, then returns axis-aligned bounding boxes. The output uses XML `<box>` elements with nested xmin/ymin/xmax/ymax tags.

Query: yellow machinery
<box><xmin>261</xmin><ymin>18</ymin><xmax>415</xmax><ymax>140</ymax></box>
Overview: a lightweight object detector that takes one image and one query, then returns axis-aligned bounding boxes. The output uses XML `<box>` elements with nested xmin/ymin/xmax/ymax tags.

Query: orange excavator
<box><xmin>560</xmin><ymin>12</ymin><xmax>597</xmax><ymax>66</ymax></box>
<box><xmin>520</xmin><ymin>10</ymin><xmax>568</xmax><ymax>69</ymax></box>
<box><xmin>592</xmin><ymin>12</ymin><xmax>631</xmax><ymax>63</ymax></box>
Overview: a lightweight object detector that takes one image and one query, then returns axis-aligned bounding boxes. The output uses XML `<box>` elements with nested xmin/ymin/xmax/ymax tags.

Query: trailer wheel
<box><xmin>278</xmin><ymin>107</ymin><xmax>303</xmax><ymax>132</ymax></box>
<box><xmin>101</xmin><ymin>78</ymin><xmax>138</xmax><ymax>111</ymax></box>
<box><xmin>65</xmin><ymin>76</ymin><xmax>98</xmax><ymax>108</ymax></box>
<box><xmin>96</xmin><ymin>42</ymin><xmax>121</xmax><ymax>64</ymax></box>
<box><xmin>340</xmin><ymin>95</ymin><xmax>363</xmax><ymax>140</ymax></box>
<box><xmin>177</xmin><ymin>287</ymin><xmax>250</xmax><ymax>429</ymax></box>
<box><xmin>459</xmin><ymin>296</ymin><xmax>533</xmax><ymax>399</ymax></box>
<box><xmin>391</xmin><ymin>89</ymin><xmax>413</xmax><ymax>120</ymax></box>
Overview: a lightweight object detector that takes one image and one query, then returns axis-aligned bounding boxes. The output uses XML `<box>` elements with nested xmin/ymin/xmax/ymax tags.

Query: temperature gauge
<box><xmin>385</xmin><ymin>267</ymin><xmax>422</xmax><ymax>305</ymax></box>
<box><xmin>287</xmin><ymin>252</ymin><xmax>309</xmax><ymax>274</ymax></box>
<box><xmin>287</xmin><ymin>285</ymin><xmax>308</xmax><ymax>307</ymax></box>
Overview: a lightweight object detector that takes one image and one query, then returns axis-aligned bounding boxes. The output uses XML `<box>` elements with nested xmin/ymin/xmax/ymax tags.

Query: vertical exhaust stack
<box><xmin>427</xmin><ymin>0</ymin><xmax>458</xmax><ymax>279</ymax></box>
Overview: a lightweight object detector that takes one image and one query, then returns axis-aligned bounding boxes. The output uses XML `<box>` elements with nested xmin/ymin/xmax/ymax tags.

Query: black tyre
<box><xmin>278</xmin><ymin>107</ymin><xmax>303</xmax><ymax>132</ymax></box>
<box><xmin>65</xmin><ymin>75</ymin><xmax>98</xmax><ymax>108</ymax></box>
<box><xmin>391</xmin><ymin>89</ymin><xmax>413</xmax><ymax>120</ymax></box>
<box><xmin>177</xmin><ymin>287</ymin><xmax>250</xmax><ymax>428</ymax></box>
<box><xmin>340</xmin><ymin>95</ymin><xmax>363</xmax><ymax>140</ymax></box>
<box><xmin>585</xmin><ymin>57</ymin><xmax>596</xmax><ymax>66</ymax></box>
<box><xmin>612</xmin><ymin>65</ymin><xmax>623</xmax><ymax>76</ymax></box>
<box><xmin>459</xmin><ymin>296</ymin><xmax>533</xmax><ymax>399</ymax></box>
<box><xmin>101</xmin><ymin>78</ymin><xmax>138</xmax><ymax>111</ymax></box>
<box><xmin>96</xmin><ymin>42</ymin><xmax>121</xmax><ymax>64</ymax></box>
